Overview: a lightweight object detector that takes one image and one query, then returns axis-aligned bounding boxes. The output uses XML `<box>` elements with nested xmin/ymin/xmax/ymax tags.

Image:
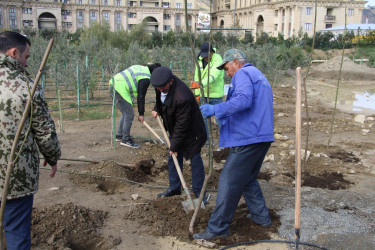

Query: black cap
<box><xmin>151</xmin><ymin>66</ymin><xmax>172</xmax><ymax>87</ymax></box>
<box><xmin>200</xmin><ymin>42</ymin><xmax>214</xmax><ymax>58</ymax></box>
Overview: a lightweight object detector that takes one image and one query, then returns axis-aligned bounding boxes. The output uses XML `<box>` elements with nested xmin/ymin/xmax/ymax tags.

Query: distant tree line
<box><xmin>3</xmin><ymin>22</ymin><xmax>372</xmax><ymax>92</ymax></box>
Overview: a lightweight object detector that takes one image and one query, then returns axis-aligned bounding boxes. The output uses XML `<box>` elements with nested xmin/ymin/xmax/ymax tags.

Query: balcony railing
<box><xmin>325</xmin><ymin>15</ymin><xmax>336</xmax><ymax>22</ymax></box>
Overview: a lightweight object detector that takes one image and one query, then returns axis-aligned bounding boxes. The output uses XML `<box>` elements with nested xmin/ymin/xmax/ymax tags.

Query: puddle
<box><xmin>308</xmin><ymin>81</ymin><xmax>375</xmax><ymax>114</ymax></box>
<box><xmin>335</xmin><ymin>90</ymin><xmax>375</xmax><ymax>113</ymax></box>
<box><xmin>352</xmin><ymin>91</ymin><xmax>375</xmax><ymax>111</ymax></box>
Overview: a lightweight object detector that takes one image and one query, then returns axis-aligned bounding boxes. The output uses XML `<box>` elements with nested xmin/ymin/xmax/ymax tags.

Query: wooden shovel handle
<box><xmin>156</xmin><ymin>116</ymin><xmax>195</xmax><ymax>205</ymax></box>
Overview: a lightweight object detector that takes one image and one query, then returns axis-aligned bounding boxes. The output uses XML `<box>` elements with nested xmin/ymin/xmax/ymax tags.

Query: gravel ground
<box><xmin>263</xmin><ymin>183</ymin><xmax>375</xmax><ymax>250</ymax></box>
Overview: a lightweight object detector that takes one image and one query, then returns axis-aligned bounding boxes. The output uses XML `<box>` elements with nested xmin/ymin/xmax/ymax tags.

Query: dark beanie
<box><xmin>151</xmin><ymin>66</ymin><xmax>172</xmax><ymax>87</ymax></box>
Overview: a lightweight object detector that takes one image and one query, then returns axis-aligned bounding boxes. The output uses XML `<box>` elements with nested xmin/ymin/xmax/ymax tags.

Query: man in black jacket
<box><xmin>151</xmin><ymin>66</ymin><xmax>206</xmax><ymax>198</ymax></box>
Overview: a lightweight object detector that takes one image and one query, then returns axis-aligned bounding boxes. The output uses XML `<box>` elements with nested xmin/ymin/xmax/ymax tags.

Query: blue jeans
<box><xmin>206</xmin><ymin>142</ymin><xmax>272</xmax><ymax>235</ymax></box>
<box><xmin>110</xmin><ymin>90</ymin><xmax>134</xmax><ymax>142</ymax></box>
<box><xmin>3</xmin><ymin>195</ymin><xmax>34</xmax><ymax>250</ymax></box>
<box><xmin>168</xmin><ymin>151</ymin><xmax>205</xmax><ymax>197</ymax></box>
<box><xmin>200</xmin><ymin>97</ymin><xmax>223</xmax><ymax>138</ymax></box>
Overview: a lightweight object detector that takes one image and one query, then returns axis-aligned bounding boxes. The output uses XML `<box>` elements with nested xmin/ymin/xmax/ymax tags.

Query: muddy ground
<box><xmin>30</xmin><ymin>57</ymin><xmax>375</xmax><ymax>250</ymax></box>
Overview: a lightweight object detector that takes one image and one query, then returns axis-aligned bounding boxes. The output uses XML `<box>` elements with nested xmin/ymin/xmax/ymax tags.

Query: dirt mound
<box><xmin>31</xmin><ymin>203</ymin><xmax>117</xmax><ymax>249</ymax></box>
<box><xmin>69</xmin><ymin>160</ymin><xmax>158</xmax><ymax>195</ymax></box>
<box><xmin>124</xmin><ymin>196</ymin><xmax>280</xmax><ymax>247</ymax></box>
<box><xmin>310</xmin><ymin>56</ymin><xmax>375</xmax><ymax>80</ymax></box>
<box><xmin>302</xmin><ymin>171</ymin><xmax>354</xmax><ymax>190</ymax></box>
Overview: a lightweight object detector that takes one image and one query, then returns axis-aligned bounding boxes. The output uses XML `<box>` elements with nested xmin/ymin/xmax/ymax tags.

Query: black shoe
<box><xmin>120</xmin><ymin>139</ymin><xmax>140</xmax><ymax>149</ymax></box>
<box><xmin>157</xmin><ymin>189</ymin><xmax>181</xmax><ymax>197</ymax></box>
<box><xmin>193</xmin><ymin>230</ymin><xmax>229</xmax><ymax>240</ymax></box>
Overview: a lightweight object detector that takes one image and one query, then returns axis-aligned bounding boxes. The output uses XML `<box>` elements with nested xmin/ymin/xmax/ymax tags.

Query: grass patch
<box><xmin>64</xmin><ymin>110</ymin><xmax>111</xmax><ymax>120</ymax></box>
<box><xmin>353</xmin><ymin>46</ymin><xmax>375</xmax><ymax>67</ymax></box>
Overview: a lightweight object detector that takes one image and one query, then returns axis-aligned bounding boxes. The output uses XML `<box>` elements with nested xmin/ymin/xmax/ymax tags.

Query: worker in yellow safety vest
<box><xmin>190</xmin><ymin>42</ymin><xmax>224</xmax><ymax>146</ymax></box>
<box><xmin>109</xmin><ymin>63</ymin><xmax>161</xmax><ymax>148</ymax></box>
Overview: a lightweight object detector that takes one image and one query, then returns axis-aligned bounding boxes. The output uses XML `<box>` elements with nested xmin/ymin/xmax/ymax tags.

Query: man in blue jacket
<box><xmin>193</xmin><ymin>49</ymin><xmax>274</xmax><ymax>240</ymax></box>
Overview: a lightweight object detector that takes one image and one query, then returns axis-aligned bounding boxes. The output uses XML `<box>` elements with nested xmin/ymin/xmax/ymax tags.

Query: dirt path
<box><xmin>30</xmin><ymin>62</ymin><xmax>375</xmax><ymax>249</ymax></box>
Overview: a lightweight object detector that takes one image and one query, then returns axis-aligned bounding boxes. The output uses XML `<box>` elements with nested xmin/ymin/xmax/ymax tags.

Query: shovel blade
<box><xmin>181</xmin><ymin>198</ymin><xmax>205</xmax><ymax>213</ymax></box>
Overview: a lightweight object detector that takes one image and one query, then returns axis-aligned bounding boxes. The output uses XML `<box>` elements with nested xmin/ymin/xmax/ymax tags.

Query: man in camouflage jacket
<box><xmin>0</xmin><ymin>31</ymin><xmax>61</xmax><ymax>250</ymax></box>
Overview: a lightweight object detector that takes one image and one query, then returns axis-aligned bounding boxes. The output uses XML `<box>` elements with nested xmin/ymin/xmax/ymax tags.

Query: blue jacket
<box><xmin>214</xmin><ymin>63</ymin><xmax>274</xmax><ymax>147</ymax></box>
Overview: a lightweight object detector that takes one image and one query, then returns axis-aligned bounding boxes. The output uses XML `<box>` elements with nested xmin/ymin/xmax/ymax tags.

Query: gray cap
<box><xmin>217</xmin><ymin>49</ymin><xmax>246</xmax><ymax>70</ymax></box>
<box><xmin>151</xmin><ymin>66</ymin><xmax>172</xmax><ymax>87</ymax></box>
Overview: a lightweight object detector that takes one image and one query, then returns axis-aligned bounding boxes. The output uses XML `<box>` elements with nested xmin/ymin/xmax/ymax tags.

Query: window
<box><xmin>116</xmin><ymin>0</ymin><xmax>121</xmax><ymax>6</ymax></box>
<box><xmin>305</xmin><ymin>23</ymin><xmax>311</xmax><ymax>31</ymax></box>
<box><xmin>325</xmin><ymin>24</ymin><xmax>332</xmax><ymax>29</ymax></box>
<box><xmin>176</xmin><ymin>3</ymin><xmax>182</xmax><ymax>8</ymax></box>
<box><xmin>162</xmin><ymin>2</ymin><xmax>169</xmax><ymax>8</ymax></box>
<box><xmin>115</xmin><ymin>12</ymin><xmax>121</xmax><ymax>30</ymax></box>
<box><xmin>275</xmin><ymin>10</ymin><xmax>278</xmax><ymax>16</ymax></box>
<box><xmin>77</xmin><ymin>0</ymin><xmax>83</xmax><ymax>4</ymax></box>
<box><xmin>62</xmin><ymin>22</ymin><xmax>72</xmax><ymax>29</ymax></box>
<box><xmin>90</xmin><ymin>11</ymin><xmax>97</xmax><ymax>19</ymax></box>
<box><xmin>77</xmin><ymin>10</ymin><xmax>84</xmax><ymax>28</ymax></box>
<box><xmin>23</xmin><ymin>8</ymin><xmax>32</xmax><ymax>14</ymax></box>
<box><xmin>128</xmin><ymin>1</ymin><xmax>137</xmax><ymax>6</ymax></box>
<box><xmin>155</xmin><ymin>2</ymin><xmax>159</xmax><ymax>7</ymax></box>
<box><xmin>274</xmin><ymin>24</ymin><xmax>278</xmax><ymax>30</ymax></box>
<box><xmin>187</xmin><ymin>3</ymin><xmax>192</xmax><ymax>9</ymax></box>
<box><xmin>62</xmin><ymin>10</ymin><xmax>71</xmax><ymax>16</ymax></box>
<box><xmin>9</xmin><ymin>7</ymin><xmax>17</xmax><ymax>29</ymax></box>
<box><xmin>347</xmin><ymin>9</ymin><xmax>354</xmax><ymax>16</ymax></box>
<box><xmin>90</xmin><ymin>0</ymin><xmax>96</xmax><ymax>4</ymax></box>
<box><xmin>103</xmin><ymin>0</ymin><xmax>109</xmax><ymax>5</ymax></box>
<box><xmin>23</xmin><ymin>20</ymin><xmax>33</xmax><ymax>27</ymax></box>
<box><xmin>163</xmin><ymin>14</ymin><xmax>171</xmax><ymax>19</ymax></box>
<box><xmin>175</xmin><ymin>13</ymin><xmax>181</xmax><ymax>29</ymax></box>
<box><xmin>128</xmin><ymin>12</ymin><xmax>136</xmax><ymax>18</ymax></box>
<box><xmin>164</xmin><ymin>25</ymin><xmax>170</xmax><ymax>31</ymax></box>
<box><xmin>306</xmin><ymin>7</ymin><xmax>312</xmax><ymax>15</ymax></box>
<box><xmin>103</xmin><ymin>11</ymin><xmax>109</xmax><ymax>22</ymax></box>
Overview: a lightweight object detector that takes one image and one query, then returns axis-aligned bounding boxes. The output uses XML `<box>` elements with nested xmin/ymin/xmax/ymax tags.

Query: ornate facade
<box><xmin>0</xmin><ymin>0</ymin><xmax>198</xmax><ymax>33</ymax></box>
<box><xmin>211</xmin><ymin>0</ymin><xmax>366</xmax><ymax>37</ymax></box>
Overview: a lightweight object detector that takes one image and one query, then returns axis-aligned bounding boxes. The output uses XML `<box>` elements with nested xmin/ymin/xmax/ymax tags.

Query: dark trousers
<box><xmin>3</xmin><ymin>195</ymin><xmax>34</xmax><ymax>250</ymax></box>
<box><xmin>168</xmin><ymin>151</ymin><xmax>205</xmax><ymax>197</ymax></box>
<box><xmin>207</xmin><ymin>142</ymin><xmax>272</xmax><ymax>234</ymax></box>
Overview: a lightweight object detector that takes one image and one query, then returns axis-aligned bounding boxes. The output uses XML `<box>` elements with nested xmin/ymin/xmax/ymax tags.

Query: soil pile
<box><xmin>124</xmin><ymin>196</ymin><xmax>281</xmax><ymax>247</ymax></box>
<box><xmin>31</xmin><ymin>203</ymin><xmax>117</xmax><ymax>249</ymax></box>
<box><xmin>310</xmin><ymin>56</ymin><xmax>375</xmax><ymax>80</ymax></box>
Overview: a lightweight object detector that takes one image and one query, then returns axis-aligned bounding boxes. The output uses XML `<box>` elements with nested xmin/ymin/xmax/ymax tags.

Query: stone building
<box><xmin>0</xmin><ymin>0</ymin><xmax>198</xmax><ymax>33</ymax></box>
<box><xmin>211</xmin><ymin>0</ymin><xmax>366</xmax><ymax>37</ymax></box>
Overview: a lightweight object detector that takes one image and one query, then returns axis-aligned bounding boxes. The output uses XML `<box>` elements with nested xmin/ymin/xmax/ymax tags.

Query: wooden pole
<box><xmin>86</xmin><ymin>55</ymin><xmax>89</xmax><ymax>104</ymax></box>
<box><xmin>111</xmin><ymin>77</ymin><xmax>117</xmax><ymax>150</ymax></box>
<box><xmin>295</xmin><ymin>67</ymin><xmax>302</xmax><ymax>248</ymax></box>
<box><xmin>0</xmin><ymin>39</ymin><xmax>54</xmax><ymax>250</ymax></box>
<box><xmin>76</xmin><ymin>64</ymin><xmax>80</xmax><ymax>120</ymax></box>
<box><xmin>58</xmin><ymin>90</ymin><xmax>64</xmax><ymax>133</ymax></box>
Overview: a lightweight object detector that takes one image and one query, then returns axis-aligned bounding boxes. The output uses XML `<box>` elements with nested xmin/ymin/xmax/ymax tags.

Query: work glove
<box><xmin>190</xmin><ymin>81</ymin><xmax>200</xmax><ymax>89</ymax></box>
<box><xmin>195</xmin><ymin>95</ymin><xmax>201</xmax><ymax>104</ymax></box>
<box><xmin>200</xmin><ymin>104</ymin><xmax>215</xmax><ymax>118</ymax></box>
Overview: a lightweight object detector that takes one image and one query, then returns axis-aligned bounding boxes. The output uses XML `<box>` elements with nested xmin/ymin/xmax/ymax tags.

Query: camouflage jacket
<box><xmin>0</xmin><ymin>53</ymin><xmax>61</xmax><ymax>200</ymax></box>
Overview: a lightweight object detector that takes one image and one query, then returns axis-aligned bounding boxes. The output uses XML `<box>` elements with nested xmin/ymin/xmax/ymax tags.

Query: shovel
<box><xmin>143</xmin><ymin>121</ymin><xmax>167</xmax><ymax>146</ymax></box>
<box><xmin>156</xmin><ymin>116</ymin><xmax>204</xmax><ymax>213</ymax></box>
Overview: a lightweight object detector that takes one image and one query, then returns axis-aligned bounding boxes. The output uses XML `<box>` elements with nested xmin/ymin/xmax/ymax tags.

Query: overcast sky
<box><xmin>366</xmin><ymin>0</ymin><xmax>375</xmax><ymax>6</ymax></box>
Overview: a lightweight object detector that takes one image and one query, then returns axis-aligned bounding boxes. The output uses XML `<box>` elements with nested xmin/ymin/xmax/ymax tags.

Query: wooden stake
<box><xmin>295</xmin><ymin>67</ymin><xmax>302</xmax><ymax>246</ymax></box>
